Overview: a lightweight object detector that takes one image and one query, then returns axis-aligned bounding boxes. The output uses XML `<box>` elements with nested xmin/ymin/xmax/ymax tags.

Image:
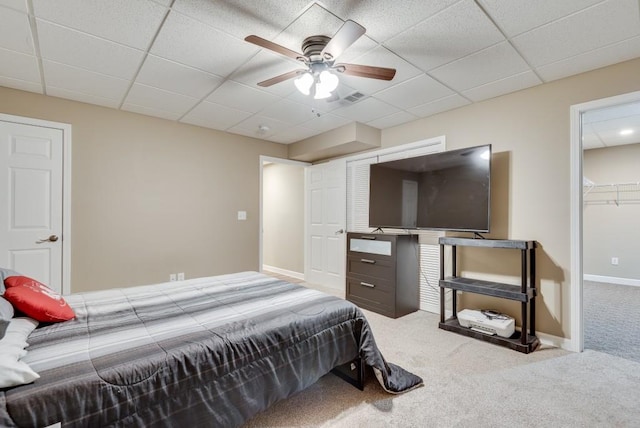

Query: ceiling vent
<box><xmin>342</xmin><ymin>91</ymin><xmax>366</xmax><ymax>104</ymax></box>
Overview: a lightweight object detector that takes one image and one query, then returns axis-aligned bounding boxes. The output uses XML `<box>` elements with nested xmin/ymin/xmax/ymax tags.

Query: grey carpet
<box><xmin>245</xmin><ymin>275</ymin><xmax>640</xmax><ymax>427</ymax></box>
<box><xmin>584</xmin><ymin>280</ymin><xmax>640</xmax><ymax>363</ymax></box>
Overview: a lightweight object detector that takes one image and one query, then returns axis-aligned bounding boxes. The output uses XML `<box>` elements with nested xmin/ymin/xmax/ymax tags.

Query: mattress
<box><xmin>0</xmin><ymin>271</ymin><xmax>422</xmax><ymax>427</ymax></box>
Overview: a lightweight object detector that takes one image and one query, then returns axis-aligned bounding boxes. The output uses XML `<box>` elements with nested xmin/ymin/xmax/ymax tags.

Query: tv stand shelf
<box><xmin>438</xmin><ymin>237</ymin><xmax>539</xmax><ymax>354</ymax></box>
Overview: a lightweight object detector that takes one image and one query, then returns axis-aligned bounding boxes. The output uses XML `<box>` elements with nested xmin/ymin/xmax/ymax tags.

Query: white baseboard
<box><xmin>262</xmin><ymin>265</ymin><xmax>305</xmax><ymax>281</ymax></box>
<box><xmin>537</xmin><ymin>331</ymin><xmax>576</xmax><ymax>352</ymax></box>
<box><xmin>584</xmin><ymin>274</ymin><xmax>640</xmax><ymax>287</ymax></box>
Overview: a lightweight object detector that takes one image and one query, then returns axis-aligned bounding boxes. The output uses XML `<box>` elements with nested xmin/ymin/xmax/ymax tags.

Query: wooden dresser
<box><xmin>345</xmin><ymin>232</ymin><xmax>419</xmax><ymax>318</ymax></box>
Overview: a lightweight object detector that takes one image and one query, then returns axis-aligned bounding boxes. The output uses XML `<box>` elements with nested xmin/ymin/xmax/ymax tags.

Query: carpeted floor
<box><xmin>247</xmin><ymin>273</ymin><xmax>640</xmax><ymax>427</ymax></box>
<box><xmin>584</xmin><ymin>280</ymin><xmax>640</xmax><ymax>363</ymax></box>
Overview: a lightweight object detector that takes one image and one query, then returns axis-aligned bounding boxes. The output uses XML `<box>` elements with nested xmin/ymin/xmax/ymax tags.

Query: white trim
<box><xmin>584</xmin><ymin>274</ymin><xmax>640</xmax><ymax>287</ymax></box>
<box><xmin>344</xmin><ymin>135</ymin><xmax>445</xmax><ymax>163</ymax></box>
<box><xmin>262</xmin><ymin>264</ymin><xmax>305</xmax><ymax>281</ymax></box>
<box><xmin>0</xmin><ymin>113</ymin><xmax>72</xmax><ymax>294</ymax></box>
<box><xmin>258</xmin><ymin>156</ymin><xmax>310</xmax><ymax>276</ymax></box>
<box><xmin>570</xmin><ymin>90</ymin><xmax>640</xmax><ymax>353</ymax></box>
<box><xmin>538</xmin><ymin>331</ymin><xmax>574</xmax><ymax>352</ymax></box>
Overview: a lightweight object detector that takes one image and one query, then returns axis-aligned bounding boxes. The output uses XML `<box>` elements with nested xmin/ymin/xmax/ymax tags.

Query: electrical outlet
<box><xmin>611</xmin><ymin>257</ymin><xmax>619</xmax><ymax>266</ymax></box>
<box><xmin>177</xmin><ymin>272</ymin><xmax>185</xmax><ymax>281</ymax></box>
<box><xmin>169</xmin><ymin>274</ymin><xmax>177</xmax><ymax>281</ymax></box>
<box><xmin>237</xmin><ymin>210</ymin><xmax>247</xmax><ymax>221</ymax></box>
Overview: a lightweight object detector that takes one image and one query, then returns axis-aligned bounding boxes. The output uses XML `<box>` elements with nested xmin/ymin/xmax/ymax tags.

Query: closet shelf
<box><xmin>583</xmin><ymin>182</ymin><xmax>640</xmax><ymax>206</ymax></box>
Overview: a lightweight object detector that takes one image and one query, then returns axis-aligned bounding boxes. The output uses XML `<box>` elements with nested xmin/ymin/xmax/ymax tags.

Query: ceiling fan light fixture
<box><xmin>313</xmin><ymin>70</ymin><xmax>339</xmax><ymax>99</ymax></box>
<box><xmin>294</xmin><ymin>72</ymin><xmax>314</xmax><ymax>95</ymax></box>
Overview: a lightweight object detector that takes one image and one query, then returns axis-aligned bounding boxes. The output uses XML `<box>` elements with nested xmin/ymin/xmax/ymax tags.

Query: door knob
<box><xmin>335</xmin><ymin>229</ymin><xmax>345</xmax><ymax>235</ymax></box>
<box><xmin>36</xmin><ymin>235</ymin><xmax>59</xmax><ymax>244</ymax></box>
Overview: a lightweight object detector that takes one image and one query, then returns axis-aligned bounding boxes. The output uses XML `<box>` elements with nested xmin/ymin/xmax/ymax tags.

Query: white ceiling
<box><xmin>582</xmin><ymin>101</ymin><xmax>640</xmax><ymax>150</ymax></box>
<box><xmin>1</xmin><ymin>0</ymin><xmax>640</xmax><ymax>144</ymax></box>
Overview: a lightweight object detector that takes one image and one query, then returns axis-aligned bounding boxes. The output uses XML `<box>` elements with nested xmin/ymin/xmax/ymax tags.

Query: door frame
<box><xmin>0</xmin><ymin>113</ymin><xmax>72</xmax><ymax>294</ymax></box>
<box><xmin>569</xmin><ymin>89</ymin><xmax>640</xmax><ymax>352</ymax></box>
<box><xmin>258</xmin><ymin>155</ymin><xmax>310</xmax><ymax>276</ymax></box>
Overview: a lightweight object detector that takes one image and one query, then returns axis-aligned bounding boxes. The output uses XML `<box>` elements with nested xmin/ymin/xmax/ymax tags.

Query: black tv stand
<box><xmin>473</xmin><ymin>232</ymin><xmax>486</xmax><ymax>239</ymax></box>
<box><xmin>371</xmin><ymin>227</ymin><xmax>384</xmax><ymax>233</ymax></box>
<box><xmin>438</xmin><ymin>237</ymin><xmax>539</xmax><ymax>353</ymax></box>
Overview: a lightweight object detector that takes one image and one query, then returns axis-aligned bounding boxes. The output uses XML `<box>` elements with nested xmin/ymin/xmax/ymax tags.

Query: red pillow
<box><xmin>4</xmin><ymin>276</ymin><xmax>75</xmax><ymax>322</ymax></box>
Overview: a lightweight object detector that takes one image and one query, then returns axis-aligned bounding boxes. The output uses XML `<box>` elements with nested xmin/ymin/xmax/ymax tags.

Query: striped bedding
<box><xmin>0</xmin><ymin>271</ymin><xmax>422</xmax><ymax>427</ymax></box>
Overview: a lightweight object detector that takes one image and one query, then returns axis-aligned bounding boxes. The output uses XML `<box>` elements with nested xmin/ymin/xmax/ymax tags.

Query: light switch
<box><xmin>237</xmin><ymin>210</ymin><xmax>247</xmax><ymax>221</ymax></box>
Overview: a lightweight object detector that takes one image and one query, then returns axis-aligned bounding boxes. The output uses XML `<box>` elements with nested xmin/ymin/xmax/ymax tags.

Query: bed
<box><xmin>0</xmin><ymin>271</ymin><xmax>422</xmax><ymax>427</ymax></box>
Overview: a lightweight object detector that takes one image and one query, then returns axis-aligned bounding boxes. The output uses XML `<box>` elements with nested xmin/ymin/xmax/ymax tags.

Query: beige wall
<box><xmin>583</xmin><ymin>143</ymin><xmax>640</xmax><ymax>280</ymax></box>
<box><xmin>262</xmin><ymin>163</ymin><xmax>305</xmax><ymax>274</ymax></box>
<box><xmin>381</xmin><ymin>58</ymin><xmax>640</xmax><ymax>338</ymax></box>
<box><xmin>0</xmin><ymin>86</ymin><xmax>287</xmax><ymax>292</ymax></box>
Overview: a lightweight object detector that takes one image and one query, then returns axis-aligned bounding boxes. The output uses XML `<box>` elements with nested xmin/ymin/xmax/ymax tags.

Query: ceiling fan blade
<box><xmin>321</xmin><ymin>20</ymin><xmax>365</xmax><ymax>62</ymax></box>
<box><xmin>335</xmin><ymin>63</ymin><xmax>396</xmax><ymax>81</ymax></box>
<box><xmin>244</xmin><ymin>35</ymin><xmax>305</xmax><ymax>62</ymax></box>
<box><xmin>257</xmin><ymin>70</ymin><xmax>305</xmax><ymax>87</ymax></box>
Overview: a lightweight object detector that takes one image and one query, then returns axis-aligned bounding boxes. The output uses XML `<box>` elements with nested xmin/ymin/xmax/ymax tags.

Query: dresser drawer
<box><xmin>346</xmin><ymin>276</ymin><xmax>395</xmax><ymax>304</ymax></box>
<box><xmin>347</xmin><ymin>256</ymin><xmax>395</xmax><ymax>281</ymax></box>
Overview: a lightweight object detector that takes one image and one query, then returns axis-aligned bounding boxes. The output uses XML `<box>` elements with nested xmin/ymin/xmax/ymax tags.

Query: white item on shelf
<box><xmin>458</xmin><ymin>309</ymin><xmax>515</xmax><ymax>338</ymax></box>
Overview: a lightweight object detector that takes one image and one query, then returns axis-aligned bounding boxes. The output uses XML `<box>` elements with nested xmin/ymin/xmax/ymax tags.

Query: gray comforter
<box><xmin>0</xmin><ymin>271</ymin><xmax>422</xmax><ymax>427</ymax></box>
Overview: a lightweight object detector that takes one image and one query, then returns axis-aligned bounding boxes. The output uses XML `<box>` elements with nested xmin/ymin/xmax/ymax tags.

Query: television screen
<box><xmin>368</xmin><ymin>144</ymin><xmax>491</xmax><ymax>232</ymax></box>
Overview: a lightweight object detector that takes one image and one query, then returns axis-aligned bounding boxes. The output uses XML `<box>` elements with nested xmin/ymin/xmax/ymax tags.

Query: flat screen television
<box><xmin>368</xmin><ymin>144</ymin><xmax>491</xmax><ymax>232</ymax></box>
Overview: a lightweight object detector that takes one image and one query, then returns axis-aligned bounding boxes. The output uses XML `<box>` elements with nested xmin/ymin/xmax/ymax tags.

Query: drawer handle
<box><xmin>360</xmin><ymin>282</ymin><xmax>375</xmax><ymax>288</ymax></box>
<box><xmin>361</xmin><ymin>258</ymin><xmax>376</xmax><ymax>264</ymax></box>
<box><xmin>360</xmin><ymin>236</ymin><xmax>376</xmax><ymax>240</ymax></box>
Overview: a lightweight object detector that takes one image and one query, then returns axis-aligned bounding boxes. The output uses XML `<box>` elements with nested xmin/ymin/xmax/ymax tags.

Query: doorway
<box><xmin>570</xmin><ymin>90</ymin><xmax>640</xmax><ymax>353</ymax></box>
<box><xmin>259</xmin><ymin>156</ymin><xmax>308</xmax><ymax>280</ymax></box>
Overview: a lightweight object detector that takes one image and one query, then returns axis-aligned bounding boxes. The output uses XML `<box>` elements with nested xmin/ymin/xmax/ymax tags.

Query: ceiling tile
<box><xmin>272</xmin><ymin>4</ymin><xmax>343</xmax><ymax>54</ymax></box>
<box><xmin>338</xmin><ymin>46</ymin><xmax>423</xmax><ymax>95</ymax></box>
<box><xmin>36</xmin><ymin>19</ymin><xmax>145</xmax><ymax>80</ymax></box>
<box><xmin>172</xmin><ymin>0</ymin><xmax>309</xmax><ymax>41</ymax></box>
<box><xmin>228</xmin><ymin>115</ymin><xmax>292</xmax><ymax>139</ymax></box>
<box><xmin>206</xmin><ymin>80</ymin><xmax>280</xmax><ymax>113</ymax></box>
<box><xmin>258</xmin><ymin>98</ymin><xmax>319</xmax><ymax>125</ymax></box>
<box><xmin>589</xmin><ymin>115</ymin><xmax>640</xmax><ymax>146</ymax></box>
<box><xmin>373</xmin><ymin>74</ymin><xmax>454</xmax><ymax>109</ymax></box>
<box><xmin>0</xmin><ymin>76</ymin><xmax>41</xmax><ymax>93</ymax></box>
<box><xmin>43</xmin><ymin>60</ymin><xmax>129</xmax><ymax>101</ymax></box>
<box><xmin>121</xmin><ymin>102</ymin><xmax>182</xmax><ymax>121</ymax></box>
<box><xmin>366</xmin><ymin>111</ymin><xmax>419</xmax><ymax>129</ymax></box>
<box><xmin>47</xmin><ymin>86</ymin><xmax>120</xmax><ymax>109</ymax></box>
<box><xmin>33</xmin><ymin>0</ymin><xmax>168</xmax><ymax>50</ymax></box>
<box><xmin>582</xmin><ymin>123</ymin><xmax>604</xmax><ymax>150</ymax></box>
<box><xmin>384</xmin><ymin>0</ymin><xmax>504</xmax><ymax>71</ymax></box>
<box><xmin>230</xmin><ymin>51</ymin><xmax>301</xmax><ymax>97</ymax></box>
<box><xmin>430</xmin><ymin>42</ymin><xmax>530</xmax><ymax>91</ymax></box>
<box><xmin>462</xmin><ymin>70</ymin><xmax>541</xmax><ymax>102</ymax></box>
<box><xmin>407</xmin><ymin>94</ymin><xmax>470</xmax><ymax>117</ymax></box>
<box><xmin>136</xmin><ymin>55</ymin><xmax>223</xmax><ymax>99</ymax></box>
<box><xmin>0</xmin><ymin>46</ymin><xmax>40</xmax><ymax>82</ymax></box>
<box><xmin>332</xmin><ymin>97</ymin><xmax>400</xmax><ymax>123</ymax></box>
<box><xmin>0</xmin><ymin>0</ymin><xmax>27</xmax><ymax>12</ymax></box>
<box><xmin>478</xmin><ymin>0</ymin><xmax>602</xmax><ymax>37</ymax></box>
<box><xmin>320</xmin><ymin>0</ymin><xmax>460</xmax><ymax>43</ymax></box>
<box><xmin>536</xmin><ymin>35</ymin><xmax>640</xmax><ymax>82</ymax></box>
<box><xmin>302</xmin><ymin>113</ymin><xmax>352</xmax><ymax>132</ymax></box>
<box><xmin>583</xmin><ymin>102</ymin><xmax>640</xmax><ymax>124</ymax></box>
<box><xmin>124</xmin><ymin>83</ymin><xmax>198</xmax><ymax>116</ymax></box>
<box><xmin>0</xmin><ymin>7</ymin><xmax>33</xmax><ymax>54</ymax></box>
<box><xmin>512</xmin><ymin>0</ymin><xmax>640</xmax><ymax>67</ymax></box>
<box><xmin>150</xmin><ymin>11</ymin><xmax>258</xmax><ymax>77</ymax></box>
<box><xmin>180</xmin><ymin>101</ymin><xmax>252</xmax><ymax>131</ymax></box>
<box><xmin>269</xmin><ymin>125</ymin><xmax>318</xmax><ymax>144</ymax></box>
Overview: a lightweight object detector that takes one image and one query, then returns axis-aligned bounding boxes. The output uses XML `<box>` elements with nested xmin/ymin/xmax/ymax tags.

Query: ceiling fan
<box><xmin>244</xmin><ymin>20</ymin><xmax>396</xmax><ymax>99</ymax></box>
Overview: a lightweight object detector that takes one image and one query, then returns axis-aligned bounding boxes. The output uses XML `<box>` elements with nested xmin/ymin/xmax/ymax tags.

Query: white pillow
<box><xmin>0</xmin><ymin>317</ymin><xmax>40</xmax><ymax>388</ymax></box>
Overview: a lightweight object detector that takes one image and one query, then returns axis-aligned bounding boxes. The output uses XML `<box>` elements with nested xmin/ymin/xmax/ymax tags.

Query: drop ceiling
<box><xmin>1</xmin><ymin>0</ymin><xmax>640</xmax><ymax>144</ymax></box>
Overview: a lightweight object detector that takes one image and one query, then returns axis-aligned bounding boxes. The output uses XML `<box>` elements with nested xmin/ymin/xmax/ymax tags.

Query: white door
<box><xmin>305</xmin><ymin>159</ymin><xmax>346</xmax><ymax>289</ymax></box>
<box><xmin>0</xmin><ymin>121</ymin><xmax>64</xmax><ymax>293</ymax></box>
